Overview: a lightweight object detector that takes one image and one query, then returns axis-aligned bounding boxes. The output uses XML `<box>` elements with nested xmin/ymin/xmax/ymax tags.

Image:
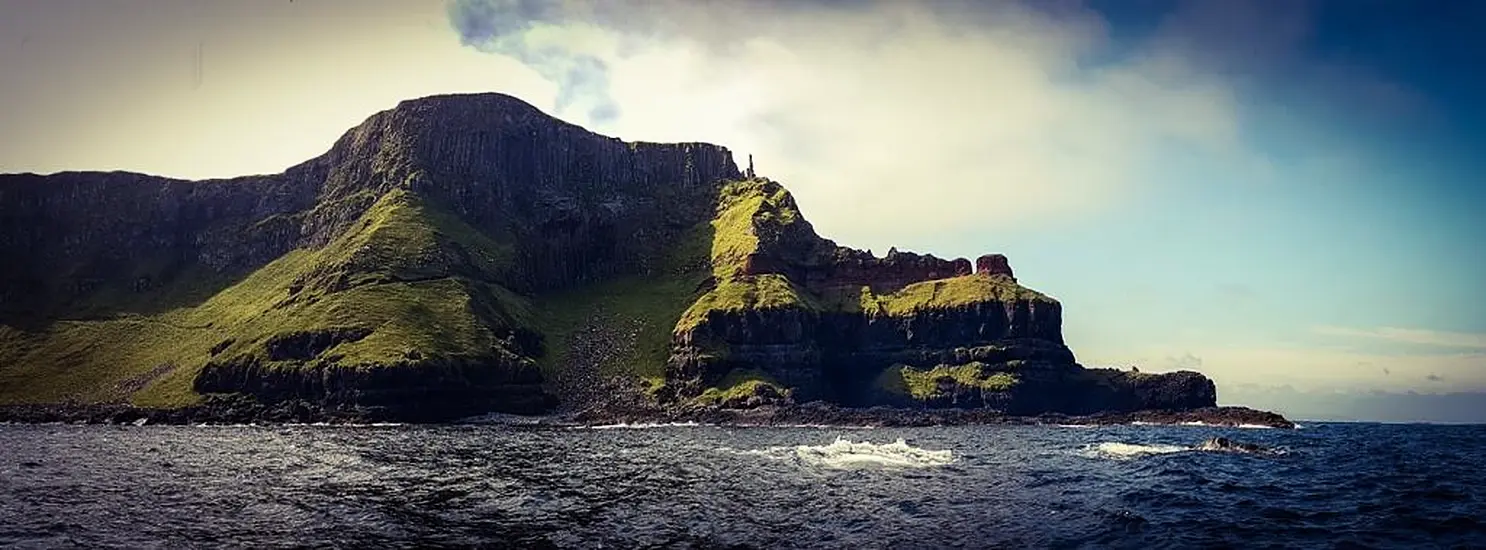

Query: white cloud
<box><xmin>1092</xmin><ymin>344</ymin><xmax>1486</xmax><ymax>394</ymax></box>
<box><xmin>450</xmin><ymin>0</ymin><xmax>1262</xmax><ymax>251</ymax></box>
<box><xmin>1313</xmin><ymin>326</ymin><xmax>1486</xmax><ymax>350</ymax></box>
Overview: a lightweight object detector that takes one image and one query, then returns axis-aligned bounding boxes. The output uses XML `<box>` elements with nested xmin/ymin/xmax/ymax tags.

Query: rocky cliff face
<box><xmin>663</xmin><ymin>178</ymin><xmax>1215</xmax><ymax>415</ymax></box>
<box><xmin>0</xmin><ymin>92</ymin><xmax>1217</xmax><ymax>421</ymax></box>
<box><xmin>0</xmin><ymin>171</ymin><xmax>319</xmax><ymax>319</ymax></box>
<box><xmin>0</xmin><ymin>93</ymin><xmax>736</xmax><ymax>419</ymax></box>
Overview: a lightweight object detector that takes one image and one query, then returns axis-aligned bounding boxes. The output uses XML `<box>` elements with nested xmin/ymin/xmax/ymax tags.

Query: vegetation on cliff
<box><xmin>0</xmin><ymin>92</ymin><xmax>1222</xmax><ymax>421</ymax></box>
<box><xmin>877</xmin><ymin>363</ymin><xmax>1022</xmax><ymax>401</ymax></box>
<box><xmin>0</xmin><ymin>188</ymin><xmax>539</xmax><ymax>410</ymax></box>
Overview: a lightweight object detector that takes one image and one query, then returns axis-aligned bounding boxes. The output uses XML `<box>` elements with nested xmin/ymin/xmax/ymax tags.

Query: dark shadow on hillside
<box><xmin>529</xmin><ymin>219</ymin><xmax>717</xmax><ymax>410</ymax></box>
<box><xmin>0</xmin><ymin>259</ymin><xmax>261</xmax><ymax>331</ymax></box>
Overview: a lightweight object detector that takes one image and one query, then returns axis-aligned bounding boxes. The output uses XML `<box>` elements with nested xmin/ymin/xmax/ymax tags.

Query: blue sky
<box><xmin>1</xmin><ymin>0</ymin><xmax>1481</xmax><ymax>420</ymax></box>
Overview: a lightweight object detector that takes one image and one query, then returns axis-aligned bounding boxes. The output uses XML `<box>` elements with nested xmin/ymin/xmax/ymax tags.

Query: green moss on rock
<box><xmin>677</xmin><ymin>274</ymin><xmax>818</xmax><ymax>331</ymax></box>
<box><xmin>0</xmin><ymin>188</ymin><xmax>534</xmax><ymax>408</ymax></box>
<box><xmin>878</xmin><ymin>362</ymin><xmax>1021</xmax><ymax>400</ymax></box>
<box><xmin>694</xmin><ymin>369</ymin><xmax>789</xmax><ymax>406</ymax></box>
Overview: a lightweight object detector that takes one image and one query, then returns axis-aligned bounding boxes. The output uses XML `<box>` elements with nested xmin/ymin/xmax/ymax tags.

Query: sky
<box><xmin>1</xmin><ymin>0</ymin><xmax>1483</xmax><ymax>421</ymax></box>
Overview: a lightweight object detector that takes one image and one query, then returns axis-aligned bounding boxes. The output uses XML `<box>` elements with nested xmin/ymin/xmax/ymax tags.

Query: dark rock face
<box><xmin>0</xmin><ymin>171</ymin><xmax>319</xmax><ymax>318</ymax></box>
<box><xmin>806</xmin><ymin>248</ymin><xmax>973</xmax><ymax>293</ymax></box>
<box><xmin>263</xmin><ymin>327</ymin><xmax>374</xmax><ymax>361</ymax></box>
<box><xmin>193</xmin><ymin>354</ymin><xmax>554</xmax><ymax>421</ymax></box>
<box><xmin>668</xmin><ymin>255</ymin><xmax>1214</xmax><ymax>415</ymax></box>
<box><xmin>975</xmin><ymin>254</ymin><xmax>1015</xmax><ymax>280</ymax></box>
<box><xmin>0</xmin><ymin>93</ymin><xmax>739</xmax><ymax>318</ymax></box>
<box><xmin>306</xmin><ymin>94</ymin><xmax>738</xmax><ymax>291</ymax></box>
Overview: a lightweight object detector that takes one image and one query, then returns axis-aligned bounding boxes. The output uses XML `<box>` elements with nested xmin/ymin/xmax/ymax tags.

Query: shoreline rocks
<box><xmin>0</xmin><ymin>400</ymin><xmax>1296</xmax><ymax>429</ymax></box>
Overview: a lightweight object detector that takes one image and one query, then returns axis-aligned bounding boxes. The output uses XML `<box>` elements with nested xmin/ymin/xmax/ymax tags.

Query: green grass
<box><xmin>676</xmin><ymin>274</ymin><xmax>818</xmax><ymax>331</ymax></box>
<box><xmin>694</xmin><ymin>369</ymin><xmax>787</xmax><ymax>405</ymax></box>
<box><xmin>821</xmin><ymin>275</ymin><xmax>1055</xmax><ymax>317</ymax></box>
<box><xmin>878</xmin><ymin>362</ymin><xmax>1021</xmax><ymax>400</ymax></box>
<box><xmin>528</xmin><ymin>220</ymin><xmax>714</xmax><ymax>383</ymax></box>
<box><xmin>531</xmin><ymin>274</ymin><xmax>707</xmax><ymax>382</ymax></box>
<box><xmin>0</xmin><ymin>188</ymin><xmax>532</xmax><ymax>408</ymax></box>
<box><xmin>708</xmin><ymin>178</ymin><xmax>805</xmax><ymax>277</ymax></box>
<box><xmin>675</xmin><ymin>179</ymin><xmax>821</xmax><ymax>332</ymax></box>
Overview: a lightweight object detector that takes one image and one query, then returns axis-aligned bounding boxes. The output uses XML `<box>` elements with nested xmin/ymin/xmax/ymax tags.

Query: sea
<box><xmin>1</xmin><ymin>421</ymin><xmax>1482</xmax><ymax>549</ymax></box>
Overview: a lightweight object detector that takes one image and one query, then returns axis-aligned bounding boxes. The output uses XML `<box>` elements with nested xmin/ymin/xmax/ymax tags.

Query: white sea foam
<box><xmin>1180</xmin><ymin>421</ymin><xmax>1209</xmax><ymax>426</ymax></box>
<box><xmin>583</xmin><ymin>421</ymin><xmax>705</xmax><ymax>430</ymax></box>
<box><xmin>733</xmin><ymin>423</ymin><xmax>879</xmax><ymax>430</ymax></box>
<box><xmin>1236</xmin><ymin>424</ymin><xmax>1275</xmax><ymax>429</ymax></box>
<box><xmin>725</xmin><ymin>437</ymin><xmax>955</xmax><ymax>470</ymax></box>
<box><xmin>1084</xmin><ymin>439</ymin><xmax>1287</xmax><ymax>460</ymax></box>
<box><xmin>1082</xmin><ymin>442</ymin><xmax>1192</xmax><ymax>460</ymax></box>
<box><xmin>1054</xmin><ymin>424</ymin><xmax>1097</xmax><ymax>428</ymax></box>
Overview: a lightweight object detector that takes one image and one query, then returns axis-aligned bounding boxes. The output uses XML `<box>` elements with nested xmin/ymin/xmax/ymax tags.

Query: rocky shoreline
<box><xmin>0</xmin><ymin>397</ymin><xmax>1296</xmax><ymax>429</ymax></box>
<box><xmin>567</xmin><ymin>403</ymin><xmax>1296</xmax><ymax>429</ymax></box>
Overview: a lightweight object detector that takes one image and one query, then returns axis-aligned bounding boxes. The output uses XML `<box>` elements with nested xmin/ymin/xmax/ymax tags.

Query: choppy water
<box><xmin>2</xmin><ymin>421</ymin><xmax>1483</xmax><ymax>549</ymax></box>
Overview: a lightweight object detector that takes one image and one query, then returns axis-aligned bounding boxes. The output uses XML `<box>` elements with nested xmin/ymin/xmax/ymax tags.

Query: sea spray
<box><xmin>1083</xmin><ymin>442</ymin><xmax>1191</xmax><ymax>460</ymax></box>
<box><xmin>722</xmin><ymin>436</ymin><xmax>955</xmax><ymax>470</ymax></box>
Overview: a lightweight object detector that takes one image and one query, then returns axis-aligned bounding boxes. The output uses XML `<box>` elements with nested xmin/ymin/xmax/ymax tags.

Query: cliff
<box><xmin>0</xmin><ymin>92</ymin><xmax>1222</xmax><ymax>422</ymax></box>
<box><xmin>660</xmin><ymin>179</ymin><xmax>1212</xmax><ymax>414</ymax></box>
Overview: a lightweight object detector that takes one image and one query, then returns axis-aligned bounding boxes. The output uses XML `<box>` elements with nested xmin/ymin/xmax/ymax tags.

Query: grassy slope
<box><xmin>528</xmin><ymin>221</ymin><xmax>714</xmax><ymax>391</ymax></box>
<box><xmin>673</xmin><ymin>179</ymin><xmax>1062</xmax><ymax>401</ymax></box>
<box><xmin>0</xmin><ymin>189</ymin><xmax>531</xmax><ymax>407</ymax></box>
<box><xmin>681</xmin><ymin>179</ymin><xmax>1055</xmax><ymax>327</ymax></box>
<box><xmin>677</xmin><ymin>179</ymin><xmax>819</xmax><ymax>332</ymax></box>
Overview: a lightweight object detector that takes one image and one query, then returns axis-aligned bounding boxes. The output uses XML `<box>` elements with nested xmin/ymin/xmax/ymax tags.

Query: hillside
<box><xmin>0</xmin><ymin>92</ymin><xmax>1223</xmax><ymax>422</ymax></box>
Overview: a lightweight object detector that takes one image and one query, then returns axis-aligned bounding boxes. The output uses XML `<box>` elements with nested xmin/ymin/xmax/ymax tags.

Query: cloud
<box><xmin>1144</xmin><ymin>0</ymin><xmax>1436</xmax><ymax>131</ymax></box>
<box><xmin>1087</xmin><ymin>343</ymin><xmax>1486</xmax><ymax>394</ymax></box>
<box><xmin>448</xmin><ymin>0</ymin><xmax>620</xmax><ymax>122</ymax></box>
<box><xmin>1164</xmin><ymin>352</ymin><xmax>1203</xmax><ymax>370</ymax></box>
<box><xmin>1220</xmin><ymin>384</ymin><xmax>1486</xmax><ymax>423</ymax></box>
<box><xmin>1204</xmin><ymin>347</ymin><xmax>1486</xmax><ymax>394</ymax></box>
<box><xmin>1313</xmin><ymin>326</ymin><xmax>1486</xmax><ymax>350</ymax></box>
<box><xmin>444</xmin><ymin>0</ymin><xmax>1267</xmax><ymax>249</ymax></box>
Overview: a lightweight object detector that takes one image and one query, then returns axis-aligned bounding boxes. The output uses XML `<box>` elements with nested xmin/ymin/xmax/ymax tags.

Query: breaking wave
<box><xmin>723</xmin><ymin>437</ymin><xmax>955</xmax><ymax>470</ymax></box>
<box><xmin>1083</xmin><ymin>442</ymin><xmax>1193</xmax><ymax>460</ymax></box>
<box><xmin>1082</xmin><ymin>440</ymin><xmax>1287</xmax><ymax>460</ymax></box>
<box><xmin>582</xmin><ymin>421</ymin><xmax>705</xmax><ymax>430</ymax></box>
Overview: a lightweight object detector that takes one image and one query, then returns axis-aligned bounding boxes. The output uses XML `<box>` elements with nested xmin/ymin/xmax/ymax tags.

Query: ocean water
<box><xmin>1</xmin><ymin>421</ymin><xmax>1482</xmax><ymax>549</ymax></box>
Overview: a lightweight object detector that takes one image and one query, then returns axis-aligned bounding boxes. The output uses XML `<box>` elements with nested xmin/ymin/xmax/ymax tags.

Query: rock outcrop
<box><xmin>0</xmin><ymin>92</ymin><xmax>1234</xmax><ymax>423</ymax></box>
<box><xmin>975</xmin><ymin>254</ymin><xmax>1015</xmax><ymax>280</ymax></box>
<box><xmin>661</xmin><ymin>178</ymin><xmax>1215</xmax><ymax>416</ymax></box>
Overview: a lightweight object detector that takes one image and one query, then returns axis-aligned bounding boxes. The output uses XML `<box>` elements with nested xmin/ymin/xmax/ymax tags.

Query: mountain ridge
<box><xmin>0</xmin><ymin>92</ymin><xmax>1284</xmax><ymax>427</ymax></box>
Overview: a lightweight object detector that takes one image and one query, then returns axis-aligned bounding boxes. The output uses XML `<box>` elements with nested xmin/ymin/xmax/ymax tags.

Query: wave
<box><xmin>582</xmin><ymin>421</ymin><xmax>706</xmax><ymax>430</ymax></box>
<box><xmin>1083</xmin><ymin>439</ymin><xmax>1288</xmax><ymax>460</ymax></box>
<box><xmin>732</xmin><ymin>423</ymin><xmax>879</xmax><ymax>430</ymax></box>
<box><xmin>1131</xmin><ymin>421</ymin><xmax>1279</xmax><ymax>429</ymax></box>
<box><xmin>723</xmin><ymin>437</ymin><xmax>955</xmax><ymax>470</ymax></box>
<box><xmin>1083</xmin><ymin>442</ymin><xmax>1192</xmax><ymax>460</ymax></box>
<box><xmin>575</xmin><ymin>422</ymin><xmax>878</xmax><ymax>430</ymax></box>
